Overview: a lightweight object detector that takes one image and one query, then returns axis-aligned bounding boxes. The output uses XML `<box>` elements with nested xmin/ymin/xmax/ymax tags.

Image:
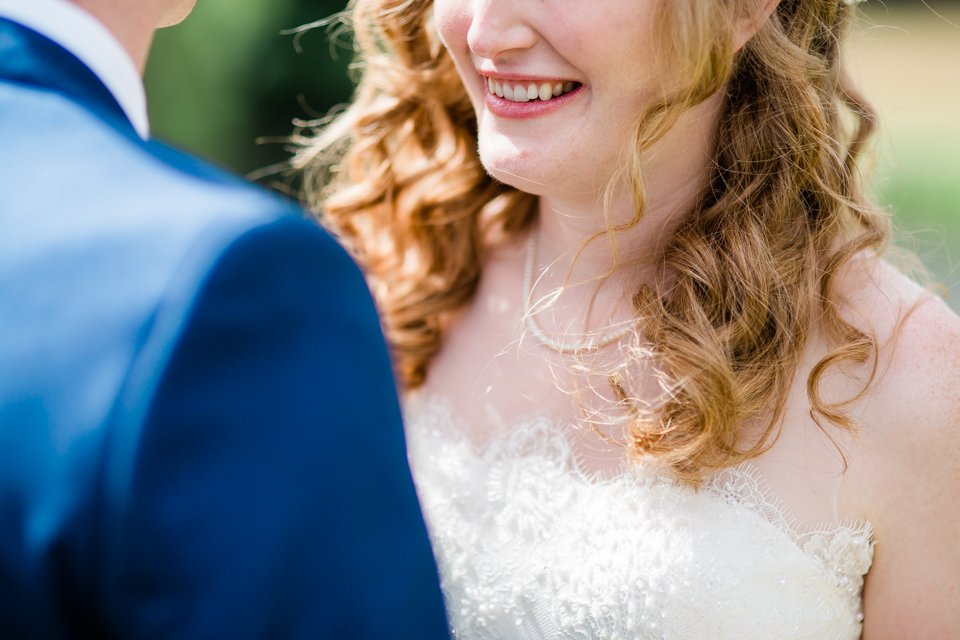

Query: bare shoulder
<box><xmin>836</xmin><ymin>257</ymin><xmax>960</xmax><ymax>638</ymax></box>
<box><xmin>840</xmin><ymin>257</ymin><xmax>960</xmax><ymax>442</ymax></box>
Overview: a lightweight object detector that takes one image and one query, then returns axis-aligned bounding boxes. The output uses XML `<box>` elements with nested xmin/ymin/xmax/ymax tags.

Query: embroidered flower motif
<box><xmin>804</xmin><ymin>527</ymin><xmax>875</xmax><ymax>581</ymax></box>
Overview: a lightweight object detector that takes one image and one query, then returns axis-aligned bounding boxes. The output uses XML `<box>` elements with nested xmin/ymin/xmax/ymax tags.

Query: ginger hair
<box><xmin>294</xmin><ymin>0</ymin><xmax>889</xmax><ymax>483</ymax></box>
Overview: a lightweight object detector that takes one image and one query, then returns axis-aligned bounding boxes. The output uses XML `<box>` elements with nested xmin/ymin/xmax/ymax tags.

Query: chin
<box><xmin>481</xmin><ymin>159</ymin><xmax>538</xmax><ymax>196</ymax></box>
<box><xmin>476</xmin><ymin>121</ymin><xmax>618</xmax><ymax>200</ymax></box>
<box><xmin>159</xmin><ymin>0</ymin><xmax>197</xmax><ymax>27</ymax></box>
<box><xmin>478</xmin><ymin>136</ymin><xmax>550</xmax><ymax>196</ymax></box>
<box><xmin>478</xmin><ymin>144</ymin><xmax>605</xmax><ymax>200</ymax></box>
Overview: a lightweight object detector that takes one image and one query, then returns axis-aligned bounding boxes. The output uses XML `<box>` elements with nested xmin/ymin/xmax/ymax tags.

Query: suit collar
<box><xmin>0</xmin><ymin>18</ymin><xmax>138</xmax><ymax>138</ymax></box>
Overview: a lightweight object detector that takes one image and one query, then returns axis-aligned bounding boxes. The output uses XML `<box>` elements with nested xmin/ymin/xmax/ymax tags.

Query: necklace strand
<box><xmin>522</xmin><ymin>231</ymin><xmax>637</xmax><ymax>355</ymax></box>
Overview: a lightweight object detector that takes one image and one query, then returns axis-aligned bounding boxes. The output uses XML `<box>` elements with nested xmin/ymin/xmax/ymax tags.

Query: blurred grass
<box><xmin>145</xmin><ymin>1</ymin><xmax>960</xmax><ymax>310</ymax></box>
<box><xmin>850</xmin><ymin>4</ymin><xmax>960</xmax><ymax>306</ymax></box>
<box><xmin>146</xmin><ymin>0</ymin><xmax>351</xmax><ymax>182</ymax></box>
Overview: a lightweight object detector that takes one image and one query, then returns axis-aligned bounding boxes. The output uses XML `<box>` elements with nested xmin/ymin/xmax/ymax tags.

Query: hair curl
<box><xmin>294</xmin><ymin>0</ymin><xmax>890</xmax><ymax>483</ymax></box>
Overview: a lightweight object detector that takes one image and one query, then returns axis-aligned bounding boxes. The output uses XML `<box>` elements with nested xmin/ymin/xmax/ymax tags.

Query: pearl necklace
<box><xmin>522</xmin><ymin>231</ymin><xmax>638</xmax><ymax>355</ymax></box>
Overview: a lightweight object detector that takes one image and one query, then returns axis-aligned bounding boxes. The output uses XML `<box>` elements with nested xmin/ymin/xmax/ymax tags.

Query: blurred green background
<box><xmin>145</xmin><ymin>0</ymin><xmax>960</xmax><ymax>308</ymax></box>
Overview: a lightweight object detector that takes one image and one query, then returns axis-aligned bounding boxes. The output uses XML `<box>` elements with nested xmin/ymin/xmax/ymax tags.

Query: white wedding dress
<box><xmin>405</xmin><ymin>397</ymin><xmax>874</xmax><ymax>640</ymax></box>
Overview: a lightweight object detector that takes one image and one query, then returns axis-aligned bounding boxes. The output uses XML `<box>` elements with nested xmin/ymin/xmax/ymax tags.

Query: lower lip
<box><xmin>484</xmin><ymin>85</ymin><xmax>583</xmax><ymax>119</ymax></box>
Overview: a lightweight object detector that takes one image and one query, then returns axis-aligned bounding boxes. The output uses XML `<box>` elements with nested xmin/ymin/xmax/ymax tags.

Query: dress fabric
<box><xmin>405</xmin><ymin>397</ymin><xmax>874</xmax><ymax>640</ymax></box>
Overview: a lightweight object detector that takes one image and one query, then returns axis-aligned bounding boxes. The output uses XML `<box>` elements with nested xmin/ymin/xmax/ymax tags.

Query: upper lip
<box><xmin>478</xmin><ymin>69</ymin><xmax>579</xmax><ymax>85</ymax></box>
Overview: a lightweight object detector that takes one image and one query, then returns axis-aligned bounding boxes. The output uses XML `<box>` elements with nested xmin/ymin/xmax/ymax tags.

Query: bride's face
<box><xmin>434</xmin><ymin>0</ymin><xmax>668</xmax><ymax>198</ymax></box>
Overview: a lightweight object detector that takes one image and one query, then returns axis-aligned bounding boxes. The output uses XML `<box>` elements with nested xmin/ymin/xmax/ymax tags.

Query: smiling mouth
<box><xmin>486</xmin><ymin>78</ymin><xmax>580</xmax><ymax>103</ymax></box>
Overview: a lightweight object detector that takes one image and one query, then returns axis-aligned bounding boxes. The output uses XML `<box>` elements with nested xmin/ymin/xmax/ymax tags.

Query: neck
<box><xmin>71</xmin><ymin>1</ymin><xmax>157</xmax><ymax>71</ymax></box>
<box><xmin>533</xmin><ymin>93</ymin><xmax>724</xmax><ymax>290</ymax></box>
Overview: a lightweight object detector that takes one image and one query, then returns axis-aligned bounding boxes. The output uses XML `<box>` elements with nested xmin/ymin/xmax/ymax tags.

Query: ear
<box><xmin>733</xmin><ymin>0</ymin><xmax>781</xmax><ymax>52</ymax></box>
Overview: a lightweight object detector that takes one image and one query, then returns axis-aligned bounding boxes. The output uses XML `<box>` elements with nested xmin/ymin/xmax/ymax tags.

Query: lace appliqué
<box><xmin>405</xmin><ymin>396</ymin><xmax>874</xmax><ymax>640</ymax></box>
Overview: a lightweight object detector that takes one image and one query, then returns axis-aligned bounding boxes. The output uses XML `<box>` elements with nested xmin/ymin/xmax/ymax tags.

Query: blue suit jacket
<box><xmin>0</xmin><ymin>19</ymin><xmax>448</xmax><ymax>639</ymax></box>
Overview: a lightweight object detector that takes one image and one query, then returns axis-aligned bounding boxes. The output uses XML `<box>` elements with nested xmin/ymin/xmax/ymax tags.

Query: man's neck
<box><xmin>70</xmin><ymin>1</ymin><xmax>156</xmax><ymax>71</ymax></box>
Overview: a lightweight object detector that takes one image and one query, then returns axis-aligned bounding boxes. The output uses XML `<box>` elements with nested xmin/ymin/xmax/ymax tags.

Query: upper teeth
<box><xmin>487</xmin><ymin>78</ymin><xmax>577</xmax><ymax>103</ymax></box>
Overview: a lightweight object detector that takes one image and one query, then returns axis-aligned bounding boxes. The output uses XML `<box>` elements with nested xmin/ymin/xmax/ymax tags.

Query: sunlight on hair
<box><xmin>295</xmin><ymin>0</ymin><xmax>897</xmax><ymax>484</ymax></box>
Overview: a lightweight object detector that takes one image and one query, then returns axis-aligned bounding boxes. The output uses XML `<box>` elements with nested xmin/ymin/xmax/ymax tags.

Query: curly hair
<box><xmin>294</xmin><ymin>0</ymin><xmax>890</xmax><ymax>483</ymax></box>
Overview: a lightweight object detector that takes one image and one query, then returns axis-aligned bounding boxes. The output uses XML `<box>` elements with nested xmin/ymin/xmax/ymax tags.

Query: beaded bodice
<box><xmin>405</xmin><ymin>398</ymin><xmax>874</xmax><ymax>640</ymax></box>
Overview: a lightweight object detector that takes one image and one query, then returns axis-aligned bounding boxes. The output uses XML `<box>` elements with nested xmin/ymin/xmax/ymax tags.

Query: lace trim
<box><xmin>405</xmin><ymin>393</ymin><xmax>875</xmax><ymax>588</ymax></box>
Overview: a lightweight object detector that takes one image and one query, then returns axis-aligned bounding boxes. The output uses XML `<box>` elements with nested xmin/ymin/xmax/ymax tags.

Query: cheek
<box><xmin>432</xmin><ymin>0</ymin><xmax>471</xmax><ymax>54</ymax></box>
<box><xmin>433</xmin><ymin>0</ymin><xmax>484</xmax><ymax>110</ymax></box>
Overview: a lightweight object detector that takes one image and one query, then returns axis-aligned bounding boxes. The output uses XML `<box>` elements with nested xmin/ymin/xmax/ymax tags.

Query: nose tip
<box><xmin>465</xmin><ymin>2</ymin><xmax>538</xmax><ymax>60</ymax></box>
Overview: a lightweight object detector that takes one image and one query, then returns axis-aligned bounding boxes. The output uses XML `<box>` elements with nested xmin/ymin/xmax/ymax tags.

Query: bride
<box><xmin>297</xmin><ymin>0</ymin><xmax>960</xmax><ymax>636</ymax></box>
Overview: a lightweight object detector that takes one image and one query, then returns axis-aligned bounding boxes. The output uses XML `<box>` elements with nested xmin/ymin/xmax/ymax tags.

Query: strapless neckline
<box><xmin>405</xmin><ymin>394</ymin><xmax>874</xmax><ymax>640</ymax></box>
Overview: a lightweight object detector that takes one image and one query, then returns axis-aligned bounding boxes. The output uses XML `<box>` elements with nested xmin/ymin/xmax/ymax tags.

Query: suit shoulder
<box><xmin>2</xmin><ymin>81</ymin><xmax>294</xmax><ymax>238</ymax></box>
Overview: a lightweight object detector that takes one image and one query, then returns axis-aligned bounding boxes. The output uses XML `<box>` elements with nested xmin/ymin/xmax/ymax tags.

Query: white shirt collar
<box><xmin>0</xmin><ymin>0</ymin><xmax>149</xmax><ymax>138</ymax></box>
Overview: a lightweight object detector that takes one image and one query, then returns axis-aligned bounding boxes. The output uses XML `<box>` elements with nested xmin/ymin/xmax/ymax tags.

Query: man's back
<box><xmin>0</xmin><ymin>16</ymin><xmax>448</xmax><ymax>638</ymax></box>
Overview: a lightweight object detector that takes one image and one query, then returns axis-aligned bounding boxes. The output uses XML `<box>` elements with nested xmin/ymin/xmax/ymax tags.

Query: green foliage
<box><xmin>872</xmin><ymin>135</ymin><xmax>960</xmax><ymax>300</ymax></box>
<box><xmin>146</xmin><ymin>0</ymin><xmax>351</xmax><ymax>177</ymax></box>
